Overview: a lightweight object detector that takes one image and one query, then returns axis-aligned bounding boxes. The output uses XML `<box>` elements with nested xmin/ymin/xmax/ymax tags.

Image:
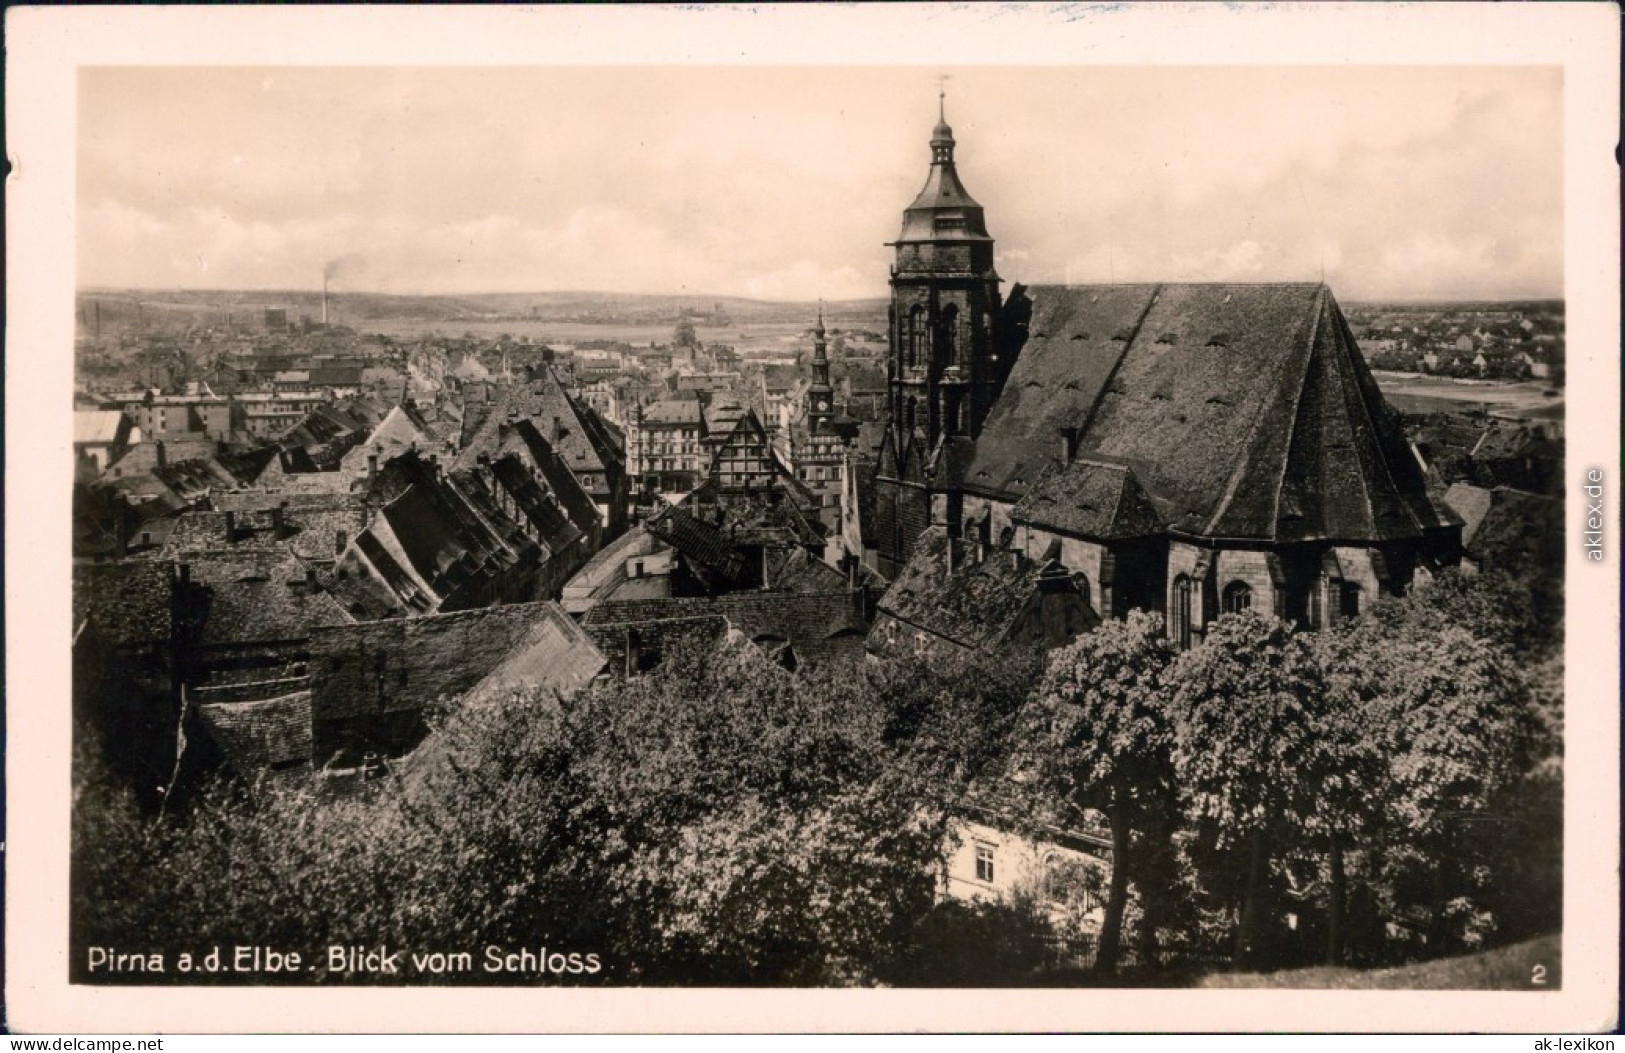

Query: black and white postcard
<box><xmin>6</xmin><ymin>1</ymin><xmax>1619</xmax><ymax>1035</ymax></box>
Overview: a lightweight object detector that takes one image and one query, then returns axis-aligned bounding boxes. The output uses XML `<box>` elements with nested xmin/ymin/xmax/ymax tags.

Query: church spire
<box><xmin>808</xmin><ymin>303</ymin><xmax>833</xmax><ymax>430</ymax></box>
<box><xmin>897</xmin><ymin>95</ymin><xmax>989</xmax><ymax>244</ymax></box>
<box><xmin>931</xmin><ymin>90</ymin><xmax>954</xmax><ymax>163</ymax></box>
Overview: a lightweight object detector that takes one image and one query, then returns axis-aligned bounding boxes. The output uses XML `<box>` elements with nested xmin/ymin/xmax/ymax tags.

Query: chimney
<box><xmin>1059</xmin><ymin>426</ymin><xmax>1079</xmax><ymax>466</ymax></box>
<box><xmin>334</xmin><ymin>529</ymin><xmax>347</xmax><ymax>556</ymax></box>
<box><xmin>367</xmin><ymin>452</ymin><xmax>378</xmax><ymax>483</ymax></box>
<box><xmin>272</xmin><ymin>502</ymin><xmax>287</xmax><ymax>537</ymax></box>
<box><xmin>305</xmin><ymin>566</ymin><xmax>319</xmax><ymax>592</ymax></box>
<box><xmin>322</xmin><ymin>276</ymin><xmax>329</xmax><ymax>326</ymax></box>
<box><xmin>224</xmin><ymin>511</ymin><xmax>237</xmax><ymax>543</ymax></box>
<box><xmin>155</xmin><ymin>440</ymin><xmax>167</xmax><ymax>469</ymax></box>
<box><xmin>946</xmin><ymin>536</ymin><xmax>957</xmax><ymax>578</ymax></box>
<box><xmin>553</xmin><ymin>415</ymin><xmax>564</xmax><ymax>441</ymax></box>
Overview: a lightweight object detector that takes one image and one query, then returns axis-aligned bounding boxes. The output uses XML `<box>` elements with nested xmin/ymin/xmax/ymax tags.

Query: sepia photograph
<box><xmin>7</xmin><ymin>1</ymin><xmax>1620</xmax><ymax>1036</ymax></box>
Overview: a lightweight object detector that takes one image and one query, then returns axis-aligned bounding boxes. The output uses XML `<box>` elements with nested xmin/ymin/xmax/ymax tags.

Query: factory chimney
<box><xmin>322</xmin><ymin>275</ymin><xmax>329</xmax><ymax>326</ymax></box>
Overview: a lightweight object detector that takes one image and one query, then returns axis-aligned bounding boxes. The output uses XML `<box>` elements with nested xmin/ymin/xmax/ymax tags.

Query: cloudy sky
<box><xmin>77</xmin><ymin>64</ymin><xmax>1562</xmax><ymax>302</ymax></box>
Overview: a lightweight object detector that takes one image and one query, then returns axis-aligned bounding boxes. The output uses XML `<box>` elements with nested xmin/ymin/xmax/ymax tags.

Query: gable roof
<box><xmin>482</xmin><ymin>418</ymin><xmax>601</xmax><ymax>536</ymax></box>
<box><xmin>965</xmin><ymin>283</ymin><xmax>1456</xmax><ymax>543</ymax></box>
<box><xmin>1011</xmin><ymin>458</ymin><xmax>1163</xmax><ymax>540</ymax></box>
<box><xmin>456</xmin><ymin>368</ymin><xmax>623</xmax><ymax>486</ymax></box>
<box><xmin>488</xmin><ymin>453</ymin><xmax>581</xmax><ymax>554</ymax></box>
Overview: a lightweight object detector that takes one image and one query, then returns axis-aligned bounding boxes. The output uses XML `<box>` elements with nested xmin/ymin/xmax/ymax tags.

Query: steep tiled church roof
<box><xmin>963</xmin><ymin>283</ymin><xmax>1456</xmax><ymax>543</ymax></box>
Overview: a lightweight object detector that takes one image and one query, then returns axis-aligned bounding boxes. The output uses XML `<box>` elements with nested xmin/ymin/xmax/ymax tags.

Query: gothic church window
<box><xmin>1171</xmin><ymin>575</ymin><xmax>1193</xmax><ymax>649</ymax></box>
<box><xmin>908</xmin><ymin>306</ymin><xmax>929</xmax><ymax>369</ymax></box>
<box><xmin>1222</xmin><ymin>581</ymin><xmax>1253</xmax><ymax>615</ymax></box>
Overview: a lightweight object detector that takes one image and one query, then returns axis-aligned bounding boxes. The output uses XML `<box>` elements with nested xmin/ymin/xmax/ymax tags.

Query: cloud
<box><xmin>76</xmin><ymin>67</ymin><xmax>1562</xmax><ymax>300</ymax></box>
<box><xmin>739</xmin><ymin>260</ymin><xmax>870</xmax><ymax>302</ymax></box>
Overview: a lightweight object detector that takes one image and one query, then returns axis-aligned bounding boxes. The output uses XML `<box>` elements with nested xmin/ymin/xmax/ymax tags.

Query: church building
<box><xmin>869</xmin><ymin>102</ymin><xmax>1462</xmax><ymax>657</ymax></box>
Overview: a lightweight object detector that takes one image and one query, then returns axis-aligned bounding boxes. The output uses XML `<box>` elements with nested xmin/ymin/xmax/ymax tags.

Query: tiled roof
<box><xmin>873</xmin><ymin>527</ymin><xmax>1035</xmax><ymax>651</ymax></box>
<box><xmin>582</xmin><ymin>590</ymin><xmax>867</xmax><ymax>668</ymax></box>
<box><xmin>184</xmin><ymin>552</ymin><xmax>353</xmax><ymax>646</ymax></box>
<box><xmin>485</xmin><ymin>418</ymin><xmax>601</xmax><ymax>536</ymax></box>
<box><xmin>1456</xmin><ymin>486</ymin><xmax>1563</xmax><ymax>572</ymax></box>
<box><xmin>72</xmin><ymin>561</ymin><xmax>174</xmax><ymax>646</ymax></box>
<box><xmin>462</xmin><ymin>604</ymin><xmax>607</xmax><ymax>706</ymax></box>
<box><xmin>212</xmin><ymin>491</ymin><xmax>361</xmax><ymax>513</ymax></box>
<box><xmin>488</xmin><ymin>454</ymin><xmax>581</xmax><ymax>555</ymax></box>
<box><xmin>645</xmin><ymin>506</ymin><xmax>746</xmax><ymax>581</ymax></box>
<box><xmin>156</xmin><ymin>503</ymin><xmax>363</xmax><ymax>562</ymax></box>
<box><xmin>1442</xmin><ymin>483</ymin><xmax>1495</xmax><ymax>544</ymax></box>
<box><xmin>340</xmin><ymin>451</ymin><xmax>543</xmax><ymax>614</ymax></box>
<box><xmin>642</xmin><ymin>399</ymin><xmax>705</xmax><ymax>426</ymax></box>
<box><xmin>1011</xmin><ymin>458</ymin><xmax>1162</xmax><ymax>540</ymax></box>
<box><xmin>106</xmin><ymin>436</ymin><xmax>218</xmax><ymax>476</ymax></box>
<box><xmin>196</xmin><ymin>690</ymin><xmax>313</xmax><ymax>771</ymax></box>
<box><xmin>774</xmin><ymin>548</ymin><xmax>852</xmax><ymax>594</ymax></box>
<box><xmin>963</xmin><ymin>284</ymin><xmax>1455</xmax><ymax>543</ymax></box>
<box><xmin>456</xmin><ymin>368</ymin><xmax>622</xmax><ymax>484</ymax></box>
<box><xmin>149</xmin><ymin>458</ymin><xmax>243</xmax><ymax>502</ymax></box>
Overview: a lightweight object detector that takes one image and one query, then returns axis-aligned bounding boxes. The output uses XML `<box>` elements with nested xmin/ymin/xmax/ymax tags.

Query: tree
<box><xmin>1028</xmin><ymin>611</ymin><xmax>1176</xmax><ymax>973</ymax></box>
<box><xmin>673</xmin><ymin>319</ymin><xmax>698</xmax><ymax>349</ymax></box>
<box><xmin>1300</xmin><ymin>629</ymin><xmax>1393</xmax><ymax>964</ymax></box>
<box><xmin>870</xmin><ymin>644</ymin><xmax>1044</xmax><ymax>791</ymax></box>
<box><xmin>1336</xmin><ymin>616</ymin><xmax>1543</xmax><ymax>954</ymax></box>
<box><xmin>560</xmin><ymin>641</ymin><xmax>948</xmax><ymax>983</ymax></box>
<box><xmin>1166</xmin><ymin>610</ymin><xmax>1324</xmax><ymax>970</ymax></box>
<box><xmin>72</xmin><ymin>638</ymin><xmax>954</xmax><ymax>985</ymax></box>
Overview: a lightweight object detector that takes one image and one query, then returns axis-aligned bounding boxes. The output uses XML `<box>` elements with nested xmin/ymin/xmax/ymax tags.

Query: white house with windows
<box><xmin>942</xmin><ymin>803</ymin><xmax>1111</xmax><ymax>932</ymax></box>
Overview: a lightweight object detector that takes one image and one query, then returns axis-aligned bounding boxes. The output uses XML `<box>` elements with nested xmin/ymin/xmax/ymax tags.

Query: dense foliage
<box><xmin>74</xmin><ymin>572</ymin><xmax>1559</xmax><ymax>984</ymax></box>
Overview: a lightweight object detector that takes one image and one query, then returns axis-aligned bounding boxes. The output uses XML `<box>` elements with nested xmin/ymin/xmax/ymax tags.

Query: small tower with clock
<box><xmin>808</xmin><ymin>305</ymin><xmax>835</xmax><ymax>433</ymax></box>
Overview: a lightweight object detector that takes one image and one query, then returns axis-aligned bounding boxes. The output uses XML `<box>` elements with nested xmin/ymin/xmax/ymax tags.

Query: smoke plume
<box><xmin>323</xmin><ymin>254</ymin><xmax>366</xmax><ymax>284</ymax></box>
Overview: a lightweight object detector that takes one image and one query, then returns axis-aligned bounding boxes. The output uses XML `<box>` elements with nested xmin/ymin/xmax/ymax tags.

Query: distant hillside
<box><xmin>1343</xmin><ymin>299</ymin><xmax>1564</xmax><ymax>314</ymax></box>
<box><xmin>76</xmin><ymin>288</ymin><xmax>890</xmax><ymax>327</ymax></box>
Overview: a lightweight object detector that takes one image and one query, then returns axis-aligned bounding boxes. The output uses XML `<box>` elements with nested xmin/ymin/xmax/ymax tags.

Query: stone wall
<box><xmin>307</xmin><ymin>602</ymin><xmax>571</xmax><ymax>761</ymax></box>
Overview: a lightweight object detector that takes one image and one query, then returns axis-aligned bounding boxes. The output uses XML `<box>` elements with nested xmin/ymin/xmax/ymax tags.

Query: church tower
<box><xmin>808</xmin><ymin>306</ymin><xmax>834</xmax><ymax>432</ymax></box>
<box><xmin>886</xmin><ymin>94</ymin><xmax>1003</xmax><ymax>451</ymax></box>
<box><xmin>874</xmin><ymin>96</ymin><xmax>1004</xmax><ymax>573</ymax></box>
